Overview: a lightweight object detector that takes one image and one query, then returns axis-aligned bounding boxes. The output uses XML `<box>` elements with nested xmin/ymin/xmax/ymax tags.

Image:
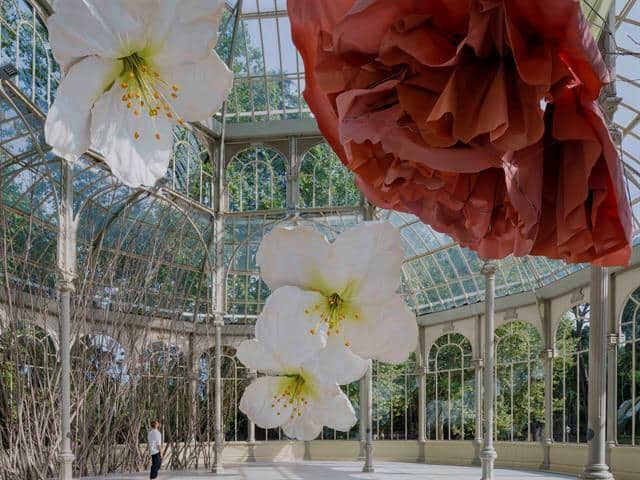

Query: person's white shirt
<box><xmin>148</xmin><ymin>428</ymin><xmax>162</xmax><ymax>456</ymax></box>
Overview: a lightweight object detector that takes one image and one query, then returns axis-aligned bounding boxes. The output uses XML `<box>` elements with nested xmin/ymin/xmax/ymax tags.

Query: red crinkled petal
<box><xmin>288</xmin><ymin>0</ymin><xmax>632</xmax><ymax>266</ymax></box>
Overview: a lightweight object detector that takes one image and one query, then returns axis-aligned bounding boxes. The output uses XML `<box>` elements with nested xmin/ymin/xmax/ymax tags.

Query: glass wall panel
<box><xmin>618</xmin><ymin>286</ymin><xmax>640</xmax><ymax>445</ymax></box>
<box><xmin>553</xmin><ymin>303</ymin><xmax>590</xmax><ymax>443</ymax></box>
<box><xmin>426</xmin><ymin>333</ymin><xmax>474</xmax><ymax>440</ymax></box>
<box><xmin>495</xmin><ymin>321</ymin><xmax>544</xmax><ymax>442</ymax></box>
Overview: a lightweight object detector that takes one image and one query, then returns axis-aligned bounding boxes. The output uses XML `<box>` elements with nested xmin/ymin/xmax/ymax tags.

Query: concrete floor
<box><xmin>84</xmin><ymin>461</ymin><xmax>577</xmax><ymax>479</ymax></box>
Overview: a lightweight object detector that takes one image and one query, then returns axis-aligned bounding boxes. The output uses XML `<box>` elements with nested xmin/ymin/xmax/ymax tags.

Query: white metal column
<box><xmin>606</xmin><ymin>274</ymin><xmax>618</xmax><ymax>464</ymax></box>
<box><xmin>541</xmin><ymin>299</ymin><xmax>554</xmax><ymax>470</ymax></box>
<box><xmin>480</xmin><ymin>261</ymin><xmax>497</xmax><ymax>480</ymax></box>
<box><xmin>363</xmin><ymin>360</ymin><xmax>374</xmax><ymax>473</ymax></box>
<box><xmin>358</xmin><ymin>376</ymin><xmax>366</xmax><ymax>461</ymax></box>
<box><xmin>58</xmin><ymin>160</ymin><xmax>77</xmax><ymax>480</ymax></box>
<box><xmin>213</xmin><ymin>319</ymin><xmax>224</xmax><ymax>474</ymax></box>
<box><xmin>473</xmin><ymin>315</ymin><xmax>483</xmax><ymax>466</ymax></box>
<box><xmin>581</xmin><ymin>266</ymin><xmax>614</xmax><ymax>479</ymax></box>
<box><xmin>417</xmin><ymin>326</ymin><xmax>427</xmax><ymax>463</ymax></box>
<box><xmin>247</xmin><ymin>369</ymin><xmax>257</xmax><ymax>462</ymax></box>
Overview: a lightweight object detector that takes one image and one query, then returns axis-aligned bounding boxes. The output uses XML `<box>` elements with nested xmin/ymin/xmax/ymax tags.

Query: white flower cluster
<box><xmin>45</xmin><ymin>0</ymin><xmax>233</xmax><ymax>187</ymax></box>
<box><xmin>237</xmin><ymin>222</ymin><xmax>418</xmax><ymax>441</ymax></box>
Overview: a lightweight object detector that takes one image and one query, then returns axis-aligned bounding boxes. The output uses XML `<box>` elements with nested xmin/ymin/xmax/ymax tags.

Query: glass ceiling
<box><xmin>0</xmin><ymin>0</ymin><xmax>638</xmax><ymax>322</ymax></box>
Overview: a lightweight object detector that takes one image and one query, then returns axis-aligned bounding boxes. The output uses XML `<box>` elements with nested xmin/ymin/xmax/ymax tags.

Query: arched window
<box><xmin>495</xmin><ymin>321</ymin><xmax>544</xmax><ymax>442</ymax></box>
<box><xmin>142</xmin><ymin>342</ymin><xmax>189</xmax><ymax>444</ymax></box>
<box><xmin>198</xmin><ymin>347</ymin><xmax>248</xmax><ymax>442</ymax></box>
<box><xmin>618</xmin><ymin>286</ymin><xmax>640</xmax><ymax>446</ymax></box>
<box><xmin>553</xmin><ymin>303</ymin><xmax>590</xmax><ymax>443</ymax></box>
<box><xmin>169</xmin><ymin>128</ymin><xmax>212</xmax><ymax>207</ymax></box>
<box><xmin>0</xmin><ymin>323</ymin><xmax>56</xmax><ymax>383</ymax></box>
<box><xmin>426</xmin><ymin>333</ymin><xmax>474</xmax><ymax>440</ymax></box>
<box><xmin>72</xmin><ymin>334</ymin><xmax>128</xmax><ymax>381</ymax></box>
<box><xmin>226</xmin><ymin>146</ymin><xmax>287</xmax><ymax>212</ymax></box>
<box><xmin>1</xmin><ymin>0</ymin><xmax>60</xmax><ymax>110</ymax></box>
<box><xmin>372</xmin><ymin>354</ymin><xmax>418</xmax><ymax>440</ymax></box>
<box><xmin>299</xmin><ymin>143</ymin><xmax>360</xmax><ymax>208</ymax></box>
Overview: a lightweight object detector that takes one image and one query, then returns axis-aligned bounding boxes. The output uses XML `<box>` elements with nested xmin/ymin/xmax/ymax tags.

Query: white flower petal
<box><xmin>312</xmin><ymin>385</ymin><xmax>357</xmax><ymax>432</ymax></box>
<box><xmin>45</xmin><ymin>56</ymin><xmax>121</xmax><ymax>162</ymax></box>
<box><xmin>282</xmin><ymin>415</ymin><xmax>323</xmax><ymax>441</ymax></box>
<box><xmin>239</xmin><ymin>376</ymin><xmax>292</xmax><ymax>429</ymax></box>
<box><xmin>236</xmin><ymin>339</ymin><xmax>284</xmax><ymax>375</ymax></box>
<box><xmin>90</xmin><ymin>84</ymin><xmax>174</xmax><ymax>187</ymax></box>
<box><xmin>343</xmin><ymin>295</ymin><xmax>418</xmax><ymax>364</ymax></box>
<box><xmin>302</xmin><ymin>335</ymin><xmax>368</xmax><ymax>386</ymax></box>
<box><xmin>332</xmin><ymin>222</ymin><xmax>404</xmax><ymax>302</ymax></box>
<box><xmin>48</xmin><ymin>0</ymin><xmax>175</xmax><ymax>70</ymax></box>
<box><xmin>151</xmin><ymin>0</ymin><xmax>226</xmax><ymax>66</ymax></box>
<box><xmin>256</xmin><ymin>226</ymin><xmax>331</xmax><ymax>292</ymax></box>
<box><xmin>255</xmin><ymin>287</ymin><xmax>326</xmax><ymax>367</ymax></box>
<box><xmin>156</xmin><ymin>53</ymin><xmax>233</xmax><ymax>122</ymax></box>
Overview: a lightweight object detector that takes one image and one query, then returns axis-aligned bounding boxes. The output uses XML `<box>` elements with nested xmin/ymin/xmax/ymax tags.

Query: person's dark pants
<box><xmin>150</xmin><ymin>453</ymin><xmax>162</xmax><ymax>479</ymax></box>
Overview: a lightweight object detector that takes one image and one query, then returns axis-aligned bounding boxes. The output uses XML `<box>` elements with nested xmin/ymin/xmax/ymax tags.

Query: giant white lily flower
<box><xmin>238</xmin><ymin>286</ymin><xmax>367</xmax><ymax>441</ymax></box>
<box><xmin>256</xmin><ymin>222</ymin><xmax>418</xmax><ymax>364</ymax></box>
<box><xmin>45</xmin><ymin>0</ymin><xmax>233</xmax><ymax>187</ymax></box>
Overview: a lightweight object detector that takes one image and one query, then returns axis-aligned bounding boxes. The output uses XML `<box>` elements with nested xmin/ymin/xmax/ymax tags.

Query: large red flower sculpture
<box><xmin>289</xmin><ymin>0</ymin><xmax>633</xmax><ymax>266</ymax></box>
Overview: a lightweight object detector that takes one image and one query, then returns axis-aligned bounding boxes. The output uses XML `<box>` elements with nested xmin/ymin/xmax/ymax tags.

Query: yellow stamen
<box><xmin>155</xmin><ymin>133</ymin><xmax>161</xmax><ymax>140</ymax></box>
<box><xmin>134</xmin><ymin>131</ymin><xmax>140</xmax><ymax>140</ymax></box>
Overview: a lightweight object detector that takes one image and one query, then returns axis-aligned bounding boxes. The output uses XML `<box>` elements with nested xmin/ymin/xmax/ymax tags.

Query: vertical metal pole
<box><xmin>541</xmin><ymin>299</ymin><xmax>554</xmax><ymax>470</ymax></box>
<box><xmin>57</xmin><ymin>160</ymin><xmax>76</xmax><ymax>480</ymax></box>
<box><xmin>581</xmin><ymin>266</ymin><xmax>614</xmax><ymax>480</ymax></box>
<box><xmin>480</xmin><ymin>261</ymin><xmax>497</xmax><ymax>480</ymax></box>
<box><xmin>472</xmin><ymin>314</ymin><xmax>483</xmax><ymax>466</ymax></box>
<box><xmin>358</xmin><ymin>376</ymin><xmax>367</xmax><ymax>460</ymax></box>
<box><xmin>606</xmin><ymin>274</ymin><xmax>618</xmax><ymax>464</ymax></box>
<box><xmin>188</xmin><ymin>334</ymin><xmax>199</xmax><ymax>444</ymax></box>
<box><xmin>363</xmin><ymin>359</ymin><xmax>374</xmax><ymax>473</ymax></box>
<box><xmin>211</xmin><ymin>1</ymin><xmax>242</xmax><ymax>473</ymax></box>
<box><xmin>247</xmin><ymin>369</ymin><xmax>257</xmax><ymax>462</ymax></box>
<box><xmin>361</xmin><ymin>201</ymin><xmax>374</xmax><ymax>472</ymax></box>
<box><xmin>213</xmin><ymin>319</ymin><xmax>224</xmax><ymax>474</ymax></box>
<box><xmin>417</xmin><ymin>326</ymin><xmax>427</xmax><ymax>463</ymax></box>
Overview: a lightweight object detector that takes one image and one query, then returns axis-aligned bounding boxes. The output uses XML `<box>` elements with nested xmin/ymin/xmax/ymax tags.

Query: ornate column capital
<box><xmin>213</xmin><ymin>318</ymin><xmax>225</xmax><ymax>328</ymax></box>
<box><xmin>415</xmin><ymin>365</ymin><xmax>427</xmax><ymax>376</ymax></box>
<box><xmin>481</xmin><ymin>260</ymin><xmax>498</xmax><ymax>277</ymax></box>
<box><xmin>57</xmin><ymin>277</ymin><xmax>76</xmax><ymax>293</ymax></box>
<box><xmin>539</xmin><ymin>349</ymin><xmax>555</xmax><ymax>360</ymax></box>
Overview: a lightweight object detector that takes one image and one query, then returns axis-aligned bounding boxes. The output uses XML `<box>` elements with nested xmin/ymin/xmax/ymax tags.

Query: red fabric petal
<box><xmin>288</xmin><ymin>0</ymin><xmax>632</xmax><ymax>266</ymax></box>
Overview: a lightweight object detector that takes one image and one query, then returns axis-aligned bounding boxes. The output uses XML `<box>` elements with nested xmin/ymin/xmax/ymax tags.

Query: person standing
<box><xmin>148</xmin><ymin>420</ymin><xmax>163</xmax><ymax>479</ymax></box>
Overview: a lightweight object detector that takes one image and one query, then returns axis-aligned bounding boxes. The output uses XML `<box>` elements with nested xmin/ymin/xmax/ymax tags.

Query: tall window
<box><xmin>426</xmin><ymin>333</ymin><xmax>475</xmax><ymax>440</ymax></box>
<box><xmin>199</xmin><ymin>347</ymin><xmax>248</xmax><ymax>442</ymax></box>
<box><xmin>142</xmin><ymin>342</ymin><xmax>188</xmax><ymax>445</ymax></box>
<box><xmin>372</xmin><ymin>354</ymin><xmax>418</xmax><ymax>440</ymax></box>
<box><xmin>226</xmin><ymin>146</ymin><xmax>287</xmax><ymax>212</ymax></box>
<box><xmin>495</xmin><ymin>321</ymin><xmax>544</xmax><ymax>441</ymax></box>
<box><xmin>0</xmin><ymin>0</ymin><xmax>60</xmax><ymax>110</ymax></box>
<box><xmin>299</xmin><ymin>143</ymin><xmax>360</xmax><ymax>208</ymax></box>
<box><xmin>169</xmin><ymin>128</ymin><xmax>212</xmax><ymax>207</ymax></box>
<box><xmin>618</xmin><ymin>286</ymin><xmax>640</xmax><ymax>446</ymax></box>
<box><xmin>553</xmin><ymin>303</ymin><xmax>590</xmax><ymax>443</ymax></box>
